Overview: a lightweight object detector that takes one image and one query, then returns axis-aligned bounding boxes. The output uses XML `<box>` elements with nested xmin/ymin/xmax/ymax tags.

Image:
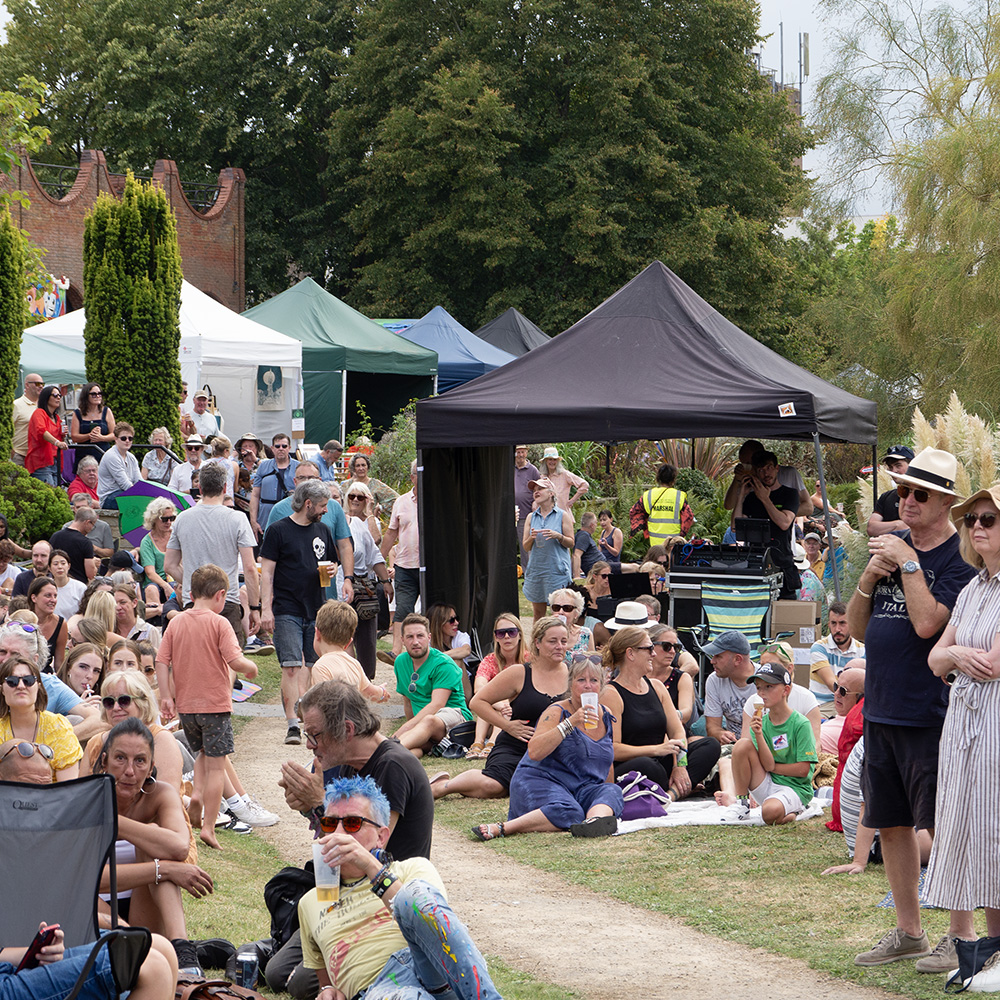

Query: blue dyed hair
<box><xmin>324</xmin><ymin>775</ymin><xmax>391</xmax><ymax>827</ymax></box>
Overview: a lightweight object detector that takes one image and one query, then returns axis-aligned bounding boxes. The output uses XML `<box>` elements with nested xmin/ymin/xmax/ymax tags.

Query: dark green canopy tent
<box><xmin>244</xmin><ymin>278</ymin><xmax>438</xmax><ymax>441</ymax></box>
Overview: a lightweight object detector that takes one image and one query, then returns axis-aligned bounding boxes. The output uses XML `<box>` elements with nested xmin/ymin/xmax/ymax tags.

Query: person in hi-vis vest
<box><xmin>642</xmin><ymin>465</ymin><xmax>693</xmax><ymax>545</ymax></box>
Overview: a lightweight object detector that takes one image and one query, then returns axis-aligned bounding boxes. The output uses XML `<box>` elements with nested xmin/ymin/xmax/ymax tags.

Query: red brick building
<box><xmin>2</xmin><ymin>150</ymin><xmax>245</xmax><ymax>312</ymax></box>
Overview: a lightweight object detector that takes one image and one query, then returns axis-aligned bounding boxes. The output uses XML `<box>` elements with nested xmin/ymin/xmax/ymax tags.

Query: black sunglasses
<box><xmin>4</xmin><ymin>675</ymin><xmax>38</xmax><ymax>689</ymax></box>
<box><xmin>550</xmin><ymin>604</ymin><xmax>577</xmax><ymax>613</ymax></box>
<box><xmin>159</xmin><ymin>515</ymin><xmax>176</xmax><ymax>523</ymax></box>
<box><xmin>318</xmin><ymin>814</ymin><xmax>380</xmax><ymax>834</ymax></box>
<box><xmin>0</xmin><ymin>741</ymin><xmax>53</xmax><ymax>763</ymax></box>
<box><xmin>118</xmin><ymin>435</ymin><xmax>133</xmax><ymax>442</ymax></box>
<box><xmin>656</xmin><ymin>641</ymin><xmax>679</xmax><ymax>652</ymax></box>
<box><xmin>836</xmin><ymin>684</ymin><xmax>859</xmax><ymax>698</ymax></box>
<box><xmin>896</xmin><ymin>484</ymin><xmax>931</xmax><ymax>503</ymax></box>
<box><xmin>633</xmin><ymin>645</ymin><xmax>655</xmax><ymax>654</ymax></box>
<box><xmin>964</xmin><ymin>512</ymin><xmax>998</xmax><ymax>529</ymax></box>
<box><xmin>446</xmin><ymin>616</ymin><xmax>459</xmax><ymax>624</ymax></box>
<box><xmin>102</xmin><ymin>694</ymin><xmax>134</xmax><ymax>709</ymax></box>
<box><xmin>494</xmin><ymin>627</ymin><xmax>520</xmax><ymax>639</ymax></box>
<box><xmin>408</xmin><ymin>670</ymin><xmax>420</xmax><ymax>694</ymax></box>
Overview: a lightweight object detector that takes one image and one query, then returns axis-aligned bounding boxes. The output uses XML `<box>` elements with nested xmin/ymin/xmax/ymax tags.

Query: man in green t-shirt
<box><xmin>393</xmin><ymin>613</ymin><xmax>471</xmax><ymax>758</ymax></box>
<box><xmin>718</xmin><ymin>659</ymin><xmax>818</xmax><ymax>825</ymax></box>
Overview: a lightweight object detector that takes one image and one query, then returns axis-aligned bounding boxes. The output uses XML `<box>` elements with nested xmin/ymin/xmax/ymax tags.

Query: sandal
<box><xmin>569</xmin><ymin>815</ymin><xmax>618</xmax><ymax>838</ymax></box>
<box><xmin>471</xmin><ymin>822</ymin><xmax>505</xmax><ymax>842</ymax></box>
<box><xmin>480</xmin><ymin>739</ymin><xmax>495</xmax><ymax>758</ymax></box>
<box><xmin>468</xmin><ymin>741</ymin><xmax>485</xmax><ymax>758</ymax></box>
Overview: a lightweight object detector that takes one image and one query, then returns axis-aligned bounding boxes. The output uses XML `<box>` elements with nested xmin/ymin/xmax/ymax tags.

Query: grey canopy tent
<box><xmin>414</xmin><ymin>261</ymin><xmax>878</xmax><ymax>643</ymax></box>
<box><xmin>473</xmin><ymin>307</ymin><xmax>550</xmax><ymax>356</ymax></box>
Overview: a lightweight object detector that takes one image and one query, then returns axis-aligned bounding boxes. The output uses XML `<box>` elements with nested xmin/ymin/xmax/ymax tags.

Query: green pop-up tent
<box><xmin>245</xmin><ymin>278</ymin><xmax>438</xmax><ymax>441</ymax></box>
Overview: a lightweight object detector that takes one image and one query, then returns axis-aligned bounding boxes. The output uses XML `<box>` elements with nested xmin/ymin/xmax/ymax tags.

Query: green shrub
<box><xmin>0</xmin><ymin>461</ymin><xmax>73</xmax><ymax>543</ymax></box>
<box><xmin>825</xmin><ymin>482</ymin><xmax>862</xmax><ymax>530</ymax></box>
<box><xmin>675</xmin><ymin>467</ymin><xmax>716</xmax><ymax>504</ymax></box>
<box><xmin>372</xmin><ymin>402</ymin><xmax>417</xmax><ymax>494</ymax></box>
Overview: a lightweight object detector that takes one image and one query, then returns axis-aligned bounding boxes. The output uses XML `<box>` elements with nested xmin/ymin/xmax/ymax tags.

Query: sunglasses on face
<box><xmin>318</xmin><ymin>814</ymin><xmax>380</xmax><ymax>834</ymax></box>
<box><xmin>896</xmin><ymin>484</ymin><xmax>931</xmax><ymax>503</ymax></box>
<box><xmin>102</xmin><ymin>694</ymin><xmax>134</xmax><ymax>710</ymax></box>
<box><xmin>633</xmin><ymin>645</ymin><xmax>655</xmax><ymax>654</ymax></box>
<box><xmin>964</xmin><ymin>511</ymin><xmax>999</xmax><ymax>529</ymax></box>
<box><xmin>550</xmin><ymin>604</ymin><xmax>577</xmax><ymax>614</ymax></box>
<box><xmin>835</xmin><ymin>685</ymin><xmax>858</xmax><ymax>698</ymax></box>
<box><xmin>4</xmin><ymin>675</ymin><xmax>38</xmax><ymax>689</ymax></box>
<box><xmin>598</xmin><ymin>572</ymin><xmax>611</xmax><ymax>579</ymax></box>
<box><xmin>186</xmin><ymin>446</ymin><xmax>203</xmax><ymax>451</ymax></box>
<box><xmin>159</xmin><ymin>515</ymin><xmax>176</xmax><ymax>523</ymax></box>
<box><xmin>0</xmin><ymin>741</ymin><xmax>54</xmax><ymax>763</ymax></box>
<box><xmin>656</xmin><ymin>641</ymin><xmax>679</xmax><ymax>652</ymax></box>
<box><xmin>89</xmin><ymin>391</ymin><xmax>103</xmax><ymax>397</ymax></box>
<box><xmin>273</xmin><ymin>443</ymin><xmax>290</xmax><ymax>449</ymax></box>
<box><xmin>347</xmin><ymin>494</ymin><xmax>366</xmax><ymax>501</ymax></box>
<box><xmin>494</xmin><ymin>627</ymin><xmax>520</xmax><ymax>639</ymax></box>
<box><xmin>446</xmin><ymin>616</ymin><xmax>459</xmax><ymax>624</ymax></box>
<box><xmin>118</xmin><ymin>436</ymin><xmax>133</xmax><ymax>442</ymax></box>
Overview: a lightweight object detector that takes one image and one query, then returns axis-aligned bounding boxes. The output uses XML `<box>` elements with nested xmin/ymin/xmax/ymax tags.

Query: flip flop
<box><xmin>429</xmin><ymin>772</ymin><xmax>450</xmax><ymax>786</ymax></box>
<box><xmin>471</xmin><ymin>822</ymin><xmax>505</xmax><ymax>841</ymax></box>
<box><xmin>569</xmin><ymin>815</ymin><xmax>618</xmax><ymax>838</ymax></box>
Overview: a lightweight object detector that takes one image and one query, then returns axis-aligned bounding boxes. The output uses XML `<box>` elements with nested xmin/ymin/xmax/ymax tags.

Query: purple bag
<box><xmin>616</xmin><ymin>770</ymin><xmax>671</xmax><ymax>821</ymax></box>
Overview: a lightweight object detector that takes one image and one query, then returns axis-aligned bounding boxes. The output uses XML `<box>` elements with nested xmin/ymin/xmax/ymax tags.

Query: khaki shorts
<box><xmin>435</xmin><ymin>706</ymin><xmax>467</xmax><ymax>732</ymax></box>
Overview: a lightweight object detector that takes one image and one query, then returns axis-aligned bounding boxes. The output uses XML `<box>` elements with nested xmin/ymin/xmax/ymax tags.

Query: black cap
<box><xmin>751</xmin><ymin>662</ymin><xmax>791</xmax><ymax>686</ymax></box>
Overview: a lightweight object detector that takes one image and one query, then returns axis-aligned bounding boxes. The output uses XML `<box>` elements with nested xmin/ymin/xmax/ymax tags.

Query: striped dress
<box><xmin>923</xmin><ymin>569</ymin><xmax>1000</xmax><ymax>910</ymax></box>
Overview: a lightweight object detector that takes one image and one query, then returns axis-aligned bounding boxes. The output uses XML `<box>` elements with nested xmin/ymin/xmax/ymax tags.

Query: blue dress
<box><xmin>508</xmin><ymin>705</ymin><xmax>624</xmax><ymax>828</ymax></box>
<box><xmin>522</xmin><ymin>506</ymin><xmax>572</xmax><ymax>603</ymax></box>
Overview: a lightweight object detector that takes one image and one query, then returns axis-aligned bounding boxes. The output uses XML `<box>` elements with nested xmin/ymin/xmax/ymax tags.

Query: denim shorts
<box><xmin>0</xmin><ymin>940</ymin><xmax>116</xmax><ymax>1000</ymax></box>
<box><xmin>29</xmin><ymin>465</ymin><xmax>57</xmax><ymax>486</ymax></box>
<box><xmin>273</xmin><ymin>614</ymin><xmax>318</xmax><ymax>668</ymax></box>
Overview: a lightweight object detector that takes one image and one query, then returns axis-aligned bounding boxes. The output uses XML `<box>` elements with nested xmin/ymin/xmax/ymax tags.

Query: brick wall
<box><xmin>2</xmin><ymin>150</ymin><xmax>245</xmax><ymax>312</ymax></box>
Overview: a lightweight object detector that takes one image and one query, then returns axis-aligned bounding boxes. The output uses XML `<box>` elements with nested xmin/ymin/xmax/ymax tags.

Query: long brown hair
<box><xmin>491</xmin><ymin>613</ymin><xmax>525</xmax><ymax>668</ymax></box>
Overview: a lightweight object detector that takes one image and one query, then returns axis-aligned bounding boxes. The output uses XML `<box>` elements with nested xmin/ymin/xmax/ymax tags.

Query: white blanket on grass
<box><xmin>613</xmin><ymin>796</ymin><xmax>827</xmax><ymax>834</ymax></box>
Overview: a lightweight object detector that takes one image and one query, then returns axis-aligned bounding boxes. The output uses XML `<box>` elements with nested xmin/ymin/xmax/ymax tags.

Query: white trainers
<box><xmin>968</xmin><ymin>950</ymin><xmax>1000</xmax><ymax>992</ymax></box>
<box><xmin>229</xmin><ymin>796</ymin><xmax>279</xmax><ymax>827</ymax></box>
<box><xmin>719</xmin><ymin>801</ymin><xmax>751</xmax><ymax>823</ymax></box>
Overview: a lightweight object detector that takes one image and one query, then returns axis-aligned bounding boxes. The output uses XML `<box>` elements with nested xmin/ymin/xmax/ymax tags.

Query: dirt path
<box><xmin>233</xmin><ymin>700</ymin><xmax>896</xmax><ymax>1000</ymax></box>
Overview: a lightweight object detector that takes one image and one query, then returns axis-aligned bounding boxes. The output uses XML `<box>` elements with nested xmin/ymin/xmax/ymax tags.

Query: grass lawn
<box><xmin>428</xmin><ymin>757</ymin><xmax>955</xmax><ymax>1000</ymax></box>
<box><xmin>183</xmin><ymin>814</ymin><xmax>576</xmax><ymax>999</ymax></box>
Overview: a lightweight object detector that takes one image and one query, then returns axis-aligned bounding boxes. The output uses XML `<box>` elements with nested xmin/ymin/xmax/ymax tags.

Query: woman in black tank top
<box><xmin>431</xmin><ymin>617</ymin><xmax>569</xmax><ymax>802</ymax></box>
<box><xmin>599</xmin><ymin>626</ymin><xmax>719</xmax><ymax>801</ymax></box>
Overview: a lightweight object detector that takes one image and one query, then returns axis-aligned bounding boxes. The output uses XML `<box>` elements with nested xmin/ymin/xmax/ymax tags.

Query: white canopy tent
<box><xmin>26</xmin><ymin>280</ymin><xmax>304</xmax><ymax>440</ymax></box>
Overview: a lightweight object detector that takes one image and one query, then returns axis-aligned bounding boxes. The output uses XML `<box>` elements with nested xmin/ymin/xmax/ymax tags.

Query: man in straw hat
<box><xmin>848</xmin><ymin>447</ymin><xmax>976</xmax><ymax>970</ymax></box>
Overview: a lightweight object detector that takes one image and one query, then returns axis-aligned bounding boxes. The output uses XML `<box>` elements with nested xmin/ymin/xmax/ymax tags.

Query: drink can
<box><xmin>235</xmin><ymin>947</ymin><xmax>258</xmax><ymax>988</ymax></box>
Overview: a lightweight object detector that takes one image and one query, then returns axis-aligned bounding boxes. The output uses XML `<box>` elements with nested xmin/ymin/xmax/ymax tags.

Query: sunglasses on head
<box><xmin>102</xmin><ymin>694</ymin><xmax>134</xmax><ymax>710</ymax></box>
<box><xmin>964</xmin><ymin>511</ymin><xmax>998</xmax><ymax>529</ymax></box>
<box><xmin>318</xmin><ymin>814</ymin><xmax>380</xmax><ymax>834</ymax></box>
<box><xmin>4</xmin><ymin>675</ymin><xmax>38</xmax><ymax>689</ymax></box>
<box><xmin>550</xmin><ymin>603</ymin><xmax>576</xmax><ymax>613</ymax></box>
<box><xmin>896</xmin><ymin>484</ymin><xmax>931</xmax><ymax>503</ymax></box>
<box><xmin>5</xmin><ymin>622</ymin><xmax>37</xmax><ymax>634</ymax></box>
<box><xmin>0</xmin><ymin>741</ymin><xmax>54</xmax><ymax>763</ymax></box>
<box><xmin>494</xmin><ymin>627</ymin><xmax>520</xmax><ymax>639</ymax></box>
<box><xmin>571</xmin><ymin>652</ymin><xmax>603</xmax><ymax>666</ymax></box>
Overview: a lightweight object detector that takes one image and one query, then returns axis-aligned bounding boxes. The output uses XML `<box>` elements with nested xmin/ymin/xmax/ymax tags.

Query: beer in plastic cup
<box><xmin>317</xmin><ymin>561</ymin><xmax>333</xmax><ymax>587</ymax></box>
<box><xmin>313</xmin><ymin>842</ymin><xmax>339</xmax><ymax>904</ymax></box>
<box><xmin>581</xmin><ymin>692</ymin><xmax>599</xmax><ymax>730</ymax></box>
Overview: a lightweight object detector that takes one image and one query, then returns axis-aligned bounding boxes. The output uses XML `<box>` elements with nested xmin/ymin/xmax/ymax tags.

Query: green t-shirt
<box><xmin>750</xmin><ymin>707</ymin><xmax>817</xmax><ymax>805</ymax></box>
<box><xmin>394</xmin><ymin>647</ymin><xmax>472</xmax><ymax>721</ymax></box>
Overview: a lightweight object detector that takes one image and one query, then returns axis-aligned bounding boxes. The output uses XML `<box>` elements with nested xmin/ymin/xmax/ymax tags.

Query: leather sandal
<box><xmin>468</xmin><ymin>741</ymin><xmax>485</xmax><ymax>757</ymax></box>
<box><xmin>471</xmin><ymin>822</ymin><xmax>505</xmax><ymax>841</ymax></box>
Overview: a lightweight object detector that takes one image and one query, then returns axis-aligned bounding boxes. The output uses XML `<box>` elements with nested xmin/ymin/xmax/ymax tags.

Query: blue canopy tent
<box><xmin>397</xmin><ymin>306</ymin><xmax>516</xmax><ymax>393</ymax></box>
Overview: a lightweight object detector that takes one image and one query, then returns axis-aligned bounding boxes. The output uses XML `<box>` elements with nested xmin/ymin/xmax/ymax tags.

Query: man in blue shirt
<box><xmin>313</xmin><ymin>440</ymin><xmax>343</xmax><ymax>482</ymax></box>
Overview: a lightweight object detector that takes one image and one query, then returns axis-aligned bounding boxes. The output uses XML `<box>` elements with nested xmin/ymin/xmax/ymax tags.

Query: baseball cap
<box><xmin>751</xmin><ymin>661</ymin><xmax>791</xmax><ymax>686</ymax></box>
<box><xmin>701</xmin><ymin>630</ymin><xmax>751</xmax><ymax>657</ymax></box>
<box><xmin>882</xmin><ymin>445</ymin><xmax>915</xmax><ymax>463</ymax></box>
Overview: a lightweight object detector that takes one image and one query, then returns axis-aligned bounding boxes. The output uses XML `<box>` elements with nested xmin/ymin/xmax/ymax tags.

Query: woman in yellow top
<box><xmin>0</xmin><ymin>654</ymin><xmax>81</xmax><ymax>780</ymax></box>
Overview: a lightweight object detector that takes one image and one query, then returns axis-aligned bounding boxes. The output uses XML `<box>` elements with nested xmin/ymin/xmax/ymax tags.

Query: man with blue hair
<box><xmin>298</xmin><ymin>775</ymin><xmax>501</xmax><ymax>1000</ymax></box>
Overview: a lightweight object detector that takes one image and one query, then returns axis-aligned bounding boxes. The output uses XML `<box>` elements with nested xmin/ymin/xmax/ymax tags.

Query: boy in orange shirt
<box><xmin>156</xmin><ymin>563</ymin><xmax>258</xmax><ymax>849</ymax></box>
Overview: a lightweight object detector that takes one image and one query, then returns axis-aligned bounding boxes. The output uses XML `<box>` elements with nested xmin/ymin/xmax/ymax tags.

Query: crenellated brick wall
<box><xmin>2</xmin><ymin>150</ymin><xmax>245</xmax><ymax>312</ymax></box>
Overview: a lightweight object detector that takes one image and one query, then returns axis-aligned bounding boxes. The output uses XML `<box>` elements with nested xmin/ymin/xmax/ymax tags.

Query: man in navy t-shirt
<box><xmin>847</xmin><ymin>448</ymin><xmax>974</xmax><ymax>970</ymax></box>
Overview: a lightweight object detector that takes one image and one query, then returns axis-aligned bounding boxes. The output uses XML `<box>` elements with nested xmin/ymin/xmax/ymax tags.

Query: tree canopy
<box><xmin>0</xmin><ymin>0</ymin><xmax>810</xmax><ymax>346</ymax></box>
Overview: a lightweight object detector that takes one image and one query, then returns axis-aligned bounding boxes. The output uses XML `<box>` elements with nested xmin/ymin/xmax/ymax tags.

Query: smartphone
<box><xmin>16</xmin><ymin>924</ymin><xmax>59</xmax><ymax>972</ymax></box>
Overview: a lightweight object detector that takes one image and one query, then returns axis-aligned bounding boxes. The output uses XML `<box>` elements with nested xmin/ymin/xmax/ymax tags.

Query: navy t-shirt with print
<box><xmin>863</xmin><ymin>530</ymin><xmax>974</xmax><ymax>727</ymax></box>
<box><xmin>259</xmin><ymin>518</ymin><xmax>335</xmax><ymax>620</ymax></box>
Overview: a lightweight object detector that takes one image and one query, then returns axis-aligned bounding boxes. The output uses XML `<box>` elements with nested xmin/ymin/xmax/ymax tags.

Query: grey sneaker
<box><xmin>915</xmin><ymin>934</ymin><xmax>958</xmax><ymax>973</ymax></box>
<box><xmin>285</xmin><ymin>724</ymin><xmax>302</xmax><ymax>746</ymax></box>
<box><xmin>855</xmin><ymin>928</ymin><xmax>930</xmax><ymax>966</ymax></box>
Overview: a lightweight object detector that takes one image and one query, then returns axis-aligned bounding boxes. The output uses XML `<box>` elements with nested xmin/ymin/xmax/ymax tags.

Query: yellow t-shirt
<box><xmin>311</xmin><ymin>651</ymin><xmax>368</xmax><ymax>691</ymax></box>
<box><xmin>0</xmin><ymin>710</ymin><xmax>83</xmax><ymax>777</ymax></box>
<box><xmin>299</xmin><ymin>858</ymin><xmax>445</xmax><ymax>999</ymax></box>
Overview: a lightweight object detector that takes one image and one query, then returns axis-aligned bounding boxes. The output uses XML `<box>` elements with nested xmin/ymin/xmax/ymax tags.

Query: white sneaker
<box><xmin>968</xmin><ymin>951</ymin><xmax>1000</xmax><ymax>992</ymax></box>
<box><xmin>229</xmin><ymin>796</ymin><xmax>279</xmax><ymax>827</ymax></box>
<box><xmin>719</xmin><ymin>801</ymin><xmax>751</xmax><ymax>823</ymax></box>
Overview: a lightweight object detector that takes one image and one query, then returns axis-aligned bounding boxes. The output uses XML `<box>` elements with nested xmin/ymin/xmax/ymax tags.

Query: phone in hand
<box><xmin>16</xmin><ymin>924</ymin><xmax>59</xmax><ymax>972</ymax></box>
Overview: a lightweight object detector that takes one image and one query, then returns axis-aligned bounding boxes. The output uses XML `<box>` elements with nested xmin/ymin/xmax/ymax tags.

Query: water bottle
<box><xmin>234</xmin><ymin>946</ymin><xmax>259</xmax><ymax>989</ymax></box>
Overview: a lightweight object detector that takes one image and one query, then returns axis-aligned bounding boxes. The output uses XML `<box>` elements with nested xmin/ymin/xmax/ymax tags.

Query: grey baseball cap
<box><xmin>701</xmin><ymin>630</ymin><xmax>751</xmax><ymax>657</ymax></box>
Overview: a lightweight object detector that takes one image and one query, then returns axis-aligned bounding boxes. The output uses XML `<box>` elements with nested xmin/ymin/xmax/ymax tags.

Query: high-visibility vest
<box><xmin>643</xmin><ymin>486</ymin><xmax>686</xmax><ymax>543</ymax></box>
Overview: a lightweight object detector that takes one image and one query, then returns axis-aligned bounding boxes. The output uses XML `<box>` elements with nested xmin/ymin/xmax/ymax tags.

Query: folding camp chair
<box><xmin>0</xmin><ymin>773</ymin><xmax>150</xmax><ymax>997</ymax></box>
<box><xmin>695</xmin><ymin>583</ymin><xmax>773</xmax><ymax>694</ymax></box>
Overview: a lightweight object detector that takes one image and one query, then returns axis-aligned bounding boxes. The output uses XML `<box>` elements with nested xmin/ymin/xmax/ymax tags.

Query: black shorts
<box><xmin>180</xmin><ymin>712</ymin><xmax>235</xmax><ymax>757</ymax></box>
<box><xmin>861</xmin><ymin>719</ymin><xmax>941</xmax><ymax>831</ymax></box>
<box><xmin>481</xmin><ymin>742</ymin><xmax>526</xmax><ymax>791</ymax></box>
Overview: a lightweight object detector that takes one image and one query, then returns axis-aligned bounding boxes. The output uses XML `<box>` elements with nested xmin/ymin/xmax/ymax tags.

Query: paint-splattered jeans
<box><xmin>362</xmin><ymin>881</ymin><xmax>502</xmax><ymax>1000</ymax></box>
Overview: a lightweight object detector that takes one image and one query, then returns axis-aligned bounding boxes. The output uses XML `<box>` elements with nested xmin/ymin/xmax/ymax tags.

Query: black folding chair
<box><xmin>0</xmin><ymin>773</ymin><xmax>151</xmax><ymax>998</ymax></box>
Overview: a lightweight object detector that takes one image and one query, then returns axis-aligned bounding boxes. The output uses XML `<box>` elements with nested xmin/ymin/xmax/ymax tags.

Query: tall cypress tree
<box><xmin>82</xmin><ymin>172</ymin><xmax>182</xmax><ymax>446</ymax></box>
<box><xmin>0</xmin><ymin>206</ymin><xmax>26</xmax><ymax>457</ymax></box>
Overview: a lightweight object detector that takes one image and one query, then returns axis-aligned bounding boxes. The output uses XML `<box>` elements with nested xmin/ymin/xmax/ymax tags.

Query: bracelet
<box><xmin>370</xmin><ymin>864</ymin><xmax>397</xmax><ymax>898</ymax></box>
<box><xmin>248</xmin><ymin>604</ymin><xmax>262</xmax><ymax>611</ymax></box>
<box><xmin>343</xmin><ymin>575</ymin><xmax>355</xmax><ymax>582</ymax></box>
<box><xmin>316</xmin><ymin>988</ymin><xmax>337</xmax><ymax>997</ymax></box>
<box><xmin>855</xmin><ymin>586</ymin><xmax>872</xmax><ymax>600</ymax></box>
<box><xmin>557</xmin><ymin>718</ymin><xmax>573</xmax><ymax>739</ymax></box>
<box><xmin>154</xmin><ymin>858</ymin><xmax>161</xmax><ymax>884</ymax></box>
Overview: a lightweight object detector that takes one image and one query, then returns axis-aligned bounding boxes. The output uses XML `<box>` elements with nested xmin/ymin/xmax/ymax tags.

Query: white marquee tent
<box><xmin>26</xmin><ymin>280</ymin><xmax>304</xmax><ymax>440</ymax></box>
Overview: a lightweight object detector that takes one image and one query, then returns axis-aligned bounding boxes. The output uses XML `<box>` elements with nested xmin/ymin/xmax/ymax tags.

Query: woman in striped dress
<box><xmin>925</xmin><ymin>485</ymin><xmax>1000</xmax><ymax>983</ymax></box>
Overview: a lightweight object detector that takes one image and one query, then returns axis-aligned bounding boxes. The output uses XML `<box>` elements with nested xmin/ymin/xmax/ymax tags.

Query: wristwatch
<box><xmin>248</xmin><ymin>604</ymin><xmax>262</xmax><ymax>611</ymax></box>
<box><xmin>901</xmin><ymin>560</ymin><xmax>921</xmax><ymax>574</ymax></box>
<box><xmin>343</xmin><ymin>575</ymin><xmax>354</xmax><ymax>582</ymax></box>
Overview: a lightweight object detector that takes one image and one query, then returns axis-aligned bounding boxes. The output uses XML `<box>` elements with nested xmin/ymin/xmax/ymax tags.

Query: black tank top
<box><xmin>663</xmin><ymin>667</ymin><xmax>681</xmax><ymax>710</ymax></box>
<box><xmin>610</xmin><ymin>678</ymin><xmax>666</xmax><ymax>747</ymax></box>
<box><xmin>495</xmin><ymin>664</ymin><xmax>567</xmax><ymax>750</ymax></box>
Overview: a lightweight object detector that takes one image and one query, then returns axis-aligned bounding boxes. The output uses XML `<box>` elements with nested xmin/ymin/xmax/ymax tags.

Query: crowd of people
<box><xmin>6</xmin><ymin>375</ymin><xmax>1000</xmax><ymax>995</ymax></box>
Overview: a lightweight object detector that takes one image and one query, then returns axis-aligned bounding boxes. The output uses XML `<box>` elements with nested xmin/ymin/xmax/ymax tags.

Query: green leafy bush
<box><xmin>0</xmin><ymin>461</ymin><xmax>73</xmax><ymax>542</ymax></box>
<box><xmin>372</xmin><ymin>402</ymin><xmax>417</xmax><ymax>494</ymax></box>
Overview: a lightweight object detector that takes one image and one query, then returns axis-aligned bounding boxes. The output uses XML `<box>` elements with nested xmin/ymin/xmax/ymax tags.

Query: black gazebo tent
<box><xmin>473</xmin><ymin>307</ymin><xmax>550</xmax><ymax>356</ymax></box>
<box><xmin>415</xmin><ymin>261</ymin><xmax>878</xmax><ymax>642</ymax></box>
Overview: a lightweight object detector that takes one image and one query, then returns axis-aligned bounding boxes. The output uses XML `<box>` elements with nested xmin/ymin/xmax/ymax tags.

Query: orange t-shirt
<box><xmin>157</xmin><ymin>608</ymin><xmax>240</xmax><ymax>714</ymax></box>
<box><xmin>311</xmin><ymin>650</ymin><xmax>368</xmax><ymax>691</ymax></box>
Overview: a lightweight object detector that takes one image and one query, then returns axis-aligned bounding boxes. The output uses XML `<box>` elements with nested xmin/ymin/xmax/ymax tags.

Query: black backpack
<box><xmin>263</xmin><ymin>863</ymin><xmax>315</xmax><ymax>951</ymax></box>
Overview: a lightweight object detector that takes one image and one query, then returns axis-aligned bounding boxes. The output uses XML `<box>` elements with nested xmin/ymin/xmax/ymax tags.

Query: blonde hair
<box><xmin>85</xmin><ymin>591</ymin><xmax>116</xmax><ymax>633</ymax></box>
<box><xmin>100</xmin><ymin>669</ymin><xmax>158</xmax><ymax>726</ymax></box>
<box><xmin>491</xmin><ymin>613</ymin><xmax>525</xmax><ymax>668</ymax></box>
<box><xmin>143</xmin><ymin>496</ymin><xmax>178</xmax><ymax>530</ymax></box>
<box><xmin>548</xmin><ymin>588</ymin><xmax>584</xmax><ymax>621</ymax></box>
<box><xmin>531</xmin><ymin>615</ymin><xmax>568</xmax><ymax>652</ymax></box>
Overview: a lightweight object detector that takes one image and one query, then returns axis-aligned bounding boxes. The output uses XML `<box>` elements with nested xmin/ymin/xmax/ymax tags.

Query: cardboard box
<box><xmin>771</xmin><ymin>599</ymin><xmax>820</xmax><ymax>649</ymax></box>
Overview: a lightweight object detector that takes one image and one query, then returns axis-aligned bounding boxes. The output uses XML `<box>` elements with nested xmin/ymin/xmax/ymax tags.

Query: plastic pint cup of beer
<box><xmin>317</xmin><ymin>561</ymin><xmax>333</xmax><ymax>587</ymax></box>
<box><xmin>581</xmin><ymin>692</ymin><xmax>599</xmax><ymax>731</ymax></box>
<box><xmin>313</xmin><ymin>842</ymin><xmax>340</xmax><ymax>905</ymax></box>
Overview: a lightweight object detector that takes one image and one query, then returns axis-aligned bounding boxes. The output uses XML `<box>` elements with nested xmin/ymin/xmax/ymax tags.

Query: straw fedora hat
<box><xmin>887</xmin><ymin>447</ymin><xmax>959</xmax><ymax>497</ymax></box>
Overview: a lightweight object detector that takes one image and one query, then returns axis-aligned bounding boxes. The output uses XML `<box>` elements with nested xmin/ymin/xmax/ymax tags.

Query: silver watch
<box><xmin>901</xmin><ymin>559</ymin><xmax>921</xmax><ymax>574</ymax></box>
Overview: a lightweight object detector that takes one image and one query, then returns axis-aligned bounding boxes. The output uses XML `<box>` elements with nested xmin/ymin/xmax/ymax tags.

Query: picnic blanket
<box><xmin>231</xmin><ymin>681</ymin><xmax>262</xmax><ymax>703</ymax></box>
<box><xmin>614</xmin><ymin>796</ymin><xmax>827</xmax><ymax>834</ymax></box>
<box><xmin>878</xmin><ymin>867</ymin><xmax>939</xmax><ymax>910</ymax></box>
